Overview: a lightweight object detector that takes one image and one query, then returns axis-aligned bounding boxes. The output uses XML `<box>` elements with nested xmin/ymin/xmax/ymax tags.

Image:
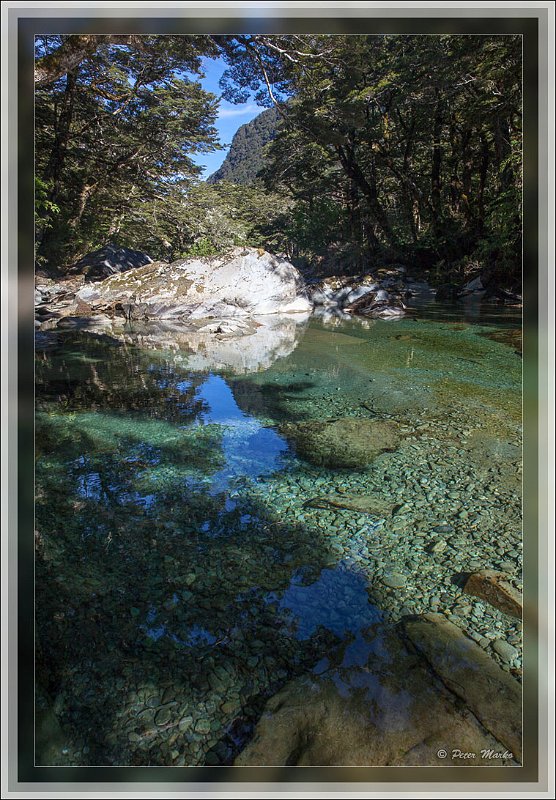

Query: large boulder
<box><xmin>70</xmin><ymin>244</ymin><xmax>153</xmax><ymax>281</ymax></box>
<box><xmin>75</xmin><ymin>247</ymin><xmax>312</xmax><ymax>319</ymax></box>
<box><xmin>280</xmin><ymin>418</ymin><xmax>400</xmax><ymax>469</ymax></box>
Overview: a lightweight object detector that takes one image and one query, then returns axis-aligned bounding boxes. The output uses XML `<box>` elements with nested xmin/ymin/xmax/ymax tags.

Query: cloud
<box><xmin>217</xmin><ymin>104</ymin><xmax>260</xmax><ymax>119</ymax></box>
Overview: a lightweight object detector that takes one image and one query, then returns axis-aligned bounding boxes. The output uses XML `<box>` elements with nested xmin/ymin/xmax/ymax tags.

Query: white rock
<box><xmin>76</xmin><ymin>247</ymin><xmax>312</xmax><ymax>320</ymax></box>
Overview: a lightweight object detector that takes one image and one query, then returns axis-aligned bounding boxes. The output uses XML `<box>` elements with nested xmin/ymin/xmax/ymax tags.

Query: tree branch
<box><xmin>35</xmin><ymin>34</ymin><xmax>147</xmax><ymax>86</ymax></box>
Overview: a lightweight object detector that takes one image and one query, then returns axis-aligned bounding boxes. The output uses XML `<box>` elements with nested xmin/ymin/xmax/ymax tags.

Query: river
<box><xmin>35</xmin><ymin>302</ymin><xmax>522</xmax><ymax>766</ymax></box>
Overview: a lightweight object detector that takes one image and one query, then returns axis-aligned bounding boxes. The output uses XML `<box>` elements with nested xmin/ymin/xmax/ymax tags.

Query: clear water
<box><xmin>35</xmin><ymin>306</ymin><xmax>522</xmax><ymax>766</ymax></box>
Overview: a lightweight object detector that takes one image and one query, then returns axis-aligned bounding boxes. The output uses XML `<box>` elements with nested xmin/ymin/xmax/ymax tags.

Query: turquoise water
<box><xmin>35</xmin><ymin>308</ymin><xmax>522</xmax><ymax>766</ymax></box>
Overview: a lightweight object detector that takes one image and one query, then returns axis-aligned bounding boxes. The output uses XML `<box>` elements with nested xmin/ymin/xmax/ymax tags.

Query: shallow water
<box><xmin>35</xmin><ymin>306</ymin><xmax>522</xmax><ymax>766</ymax></box>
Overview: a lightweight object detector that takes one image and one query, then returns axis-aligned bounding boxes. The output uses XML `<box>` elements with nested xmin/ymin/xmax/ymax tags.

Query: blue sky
<box><xmin>189</xmin><ymin>56</ymin><xmax>263</xmax><ymax>179</ymax></box>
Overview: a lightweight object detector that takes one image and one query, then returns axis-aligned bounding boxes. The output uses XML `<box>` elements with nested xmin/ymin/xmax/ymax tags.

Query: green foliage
<box><xmin>35</xmin><ymin>34</ymin><xmax>523</xmax><ymax>288</ymax></box>
<box><xmin>35</xmin><ymin>36</ymin><xmax>221</xmax><ymax>270</ymax></box>
<box><xmin>182</xmin><ymin>237</ymin><xmax>219</xmax><ymax>258</ymax></box>
<box><xmin>219</xmin><ymin>34</ymin><xmax>522</xmax><ymax>283</ymax></box>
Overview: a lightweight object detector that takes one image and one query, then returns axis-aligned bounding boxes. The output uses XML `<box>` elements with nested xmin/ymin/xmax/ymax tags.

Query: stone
<box><xmin>304</xmin><ymin>493</ymin><xmax>393</xmax><ymax>517</ymax></box>
<box><xmin>309</xmin><ymin>275</ymin><xmax>378</xmax><ymax>308</ymax></box>
<box><xmin>76</xmin><ymin>247</ymin><xmax>312</xmax><ymax>319</ymax></box>
<box><xmin>70</xmin><ymin>243</ymin><xmax>153</xmax><ymax>281</ymax></box>
<box><xmin>280</xmin><ymin>418</ymin><xmax>400</xmax><ymax>469</ymax></box>
<box><xmin>463</xmin><ymin>570</ymin><xmax>522</xmax><ymax>619</ymax></box>
<box><xmin>235</xmin><ymin>623</ymin><xmax>518</xmax><ymax>767</ymax></box>
<box><xmin>194</xmin><ymin>718</ymin><xmax>211</xmax><ymax>735</ymax></box>
<box><xmin>427</xmin><ymin>539</ymin><xmax>447</xmax><ymax>554</ymax></box>
<box><xmin>401</xmin><ymin>613</ymin><xmax>521</xmax><ymax>761</ymax></box>
<box><xmin>221</xmin><ymin>700</ymin><xmax>238</xmax><ymax>715</ymax></box>
<box><xmin>178</xmin><ymin>715</ymin><xmax>193</xmax><ymax>732</ymax></box>
<box><xmin>154</xmin><ymin>706</ymin><xmax>173</xmax><ymax>726</ymax></box>
<box><xmin>492</xmin><ymin>639</ymin><xmax>519</xmax><ymax>663</ymax></box>
<box><xmin>161</xmin><ymin>687</ymin><xmax>176</xmax><ymax>704</ymax></box>
<box><xmin>382</xmin><ymin>572</ymin><xmax>407</xmax><ymax>589</ymax></box>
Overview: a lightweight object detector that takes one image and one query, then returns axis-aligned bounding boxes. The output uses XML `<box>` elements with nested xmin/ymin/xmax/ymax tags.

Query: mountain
<box><xmin>207</xmin><ymin>106</ymin><xmax>280</xmax><ymax>185</ymax></box>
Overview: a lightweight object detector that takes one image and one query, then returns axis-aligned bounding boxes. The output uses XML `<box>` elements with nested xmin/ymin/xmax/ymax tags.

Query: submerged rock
<box><xmin>235</xmin><ymin>620</ymin><xmax>520</xmax><ymax>767</ymax></box>
<box><xmin>75</xmin><ymin>247</ymin><xmax>312</xmax><ymax>320</ymax></box>
<box><xmin>382</xmin><ymin>572</ymin><xmax>407</xmax><ymax>589</ymax></box>
<box><xmin>492</xmin><ymin>639</ymin><xmax>519</xmax><ymax>663</ymax></box>
<box><xmin>463</xmin><ymin>569</ymin><xmax>522</xmax><ymax>619</ymax></box>
<box><xmin>280</xmin><ymin>418</ymin><xmax>400</xmax><ymax>469</ymax></box>
<box><xmin>304</xmin><ymin>493</ymin><xmax>393</xmax><ymax>517</ymax></box>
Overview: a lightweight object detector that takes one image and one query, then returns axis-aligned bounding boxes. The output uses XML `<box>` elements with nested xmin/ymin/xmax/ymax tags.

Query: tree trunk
<box><xmin>430</xmin><ymin>92</ymin><xmax>444</xmax><ymax>232</ymax></box>
<box><xmin>42</xmin><ymin>71</ymin><xmax>77</xmax><ymax>203</ymax></box>
<box><xmin>35</xmin><ymin>34</ymin><xmax>146</xmax><ymax>86</ymax></box>
<box><xmin>336</xmin><ymin>143</ymin><xmax>397</xmax><ymax>249</ymax></box>
<box><xmin>477</xmin><ymin>133</ymin><xmax>490</xmax><ymax>232</ymax></box>
<box><xmin>68</xmin><ymin>182</ymin><xmax>98</xmax><ymax>229</ymax></box>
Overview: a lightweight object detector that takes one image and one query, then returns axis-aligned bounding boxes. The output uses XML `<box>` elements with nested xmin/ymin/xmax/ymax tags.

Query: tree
<box><xmin>218</xmin><ymin>34</ymin><xmax>522</xmax><ymax>283</ymax></box>
<box><xmin>35</xmin><ymin>35</ymin><xmax>221</xmax><ymax>268</ymax></box>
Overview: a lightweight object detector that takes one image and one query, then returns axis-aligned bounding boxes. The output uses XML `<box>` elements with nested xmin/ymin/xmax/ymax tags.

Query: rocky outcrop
<box><xmin>74</xmin><ymin>247</ymin><xmax>311</xmax><ymax>320</ymax></box>
<box><xmin>69</xmin><ymin>243</ymin><xmax>153</xmax><ymax>281</ymax></box>
<box><xmin>235</xmin><ymin>615</ymin><xmax>521</xmax><ymax>767</ymax></box>
<box><xmin>309</xmin><ymin>267</ymin><xmax>413</xmax><ymax>319</ymax></box>
<box><xmin>462</xmin><ymin>570</ymin><xmax>522</xmax><ymax>619</ymax></box>
<box><xmin>309</xmin><ymin>274</ymin><xmax>379</xmax><ymax>308</ymax></box>
<box><xmin>280</xmin><ymin>418</ymin><xmax>400</xmax><ymax>469</ymax></box>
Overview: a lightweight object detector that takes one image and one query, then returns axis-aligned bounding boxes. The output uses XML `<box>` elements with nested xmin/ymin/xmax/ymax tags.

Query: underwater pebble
<box><xmin>382</xmin><ymin>573</ymin><xmax>407</xmax><ymax>589</ymax></box>
<box><xmin>194</xmin><ymin>719</ymin><xmax>211</xmax><ymax>735</ymax></box>
<box><xmin>155</xmin><ymin>706</ymin><xmax>174</xmax><ymax>726</ymax></box>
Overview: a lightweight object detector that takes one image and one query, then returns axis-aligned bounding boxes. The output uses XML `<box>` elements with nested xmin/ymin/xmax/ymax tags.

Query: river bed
<box><xmin>35</xmin><ymin>303</ymin><xmax>522</xmax><ymax>766</ymax></box>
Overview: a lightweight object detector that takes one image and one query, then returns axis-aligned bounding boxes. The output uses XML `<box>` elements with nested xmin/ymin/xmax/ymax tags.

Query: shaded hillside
<box><xmin>207</xmin><ymin>107</ymin><xmax>280</xmax><ymax>185</ymax></box>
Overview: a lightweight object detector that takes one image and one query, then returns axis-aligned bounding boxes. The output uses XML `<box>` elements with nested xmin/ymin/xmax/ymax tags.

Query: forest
<box><xmin>35</xmin><ymin>34</ymin><xmax>522</xmax><ymax>290</ymax></box>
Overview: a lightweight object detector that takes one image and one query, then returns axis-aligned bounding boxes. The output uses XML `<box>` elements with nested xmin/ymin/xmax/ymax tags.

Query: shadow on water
<box><xmin>35</xmin><ymin>333</ymin><xmax>381</xmax><ymax>768</ymax></box>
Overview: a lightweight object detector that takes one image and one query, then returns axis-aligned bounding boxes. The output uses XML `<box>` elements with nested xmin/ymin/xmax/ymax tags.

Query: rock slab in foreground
<box><xmin>463</xmin><ymin>569</ymin><xmax>522</xmax><ymax>619</ymax></box>
<box><xmin>76</xmin><ymin>247</ymin><xmax>312</xmax><ymax>319</ymax></box>
<box><xmin>235</xmin><ymin>618</ymin><xmax>520</xmax><ymax>767</ymax></box>
<box><xmin>401</xmin><ymin>613</ymin><xmax>522</xmax><ymax>761</ymax></box>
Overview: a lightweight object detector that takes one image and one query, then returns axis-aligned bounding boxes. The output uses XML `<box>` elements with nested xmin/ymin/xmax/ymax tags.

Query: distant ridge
<box><xmin>207</xmin><ymin>106</ymin><xmax>280</xmax><ymax>185</ymax></box>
